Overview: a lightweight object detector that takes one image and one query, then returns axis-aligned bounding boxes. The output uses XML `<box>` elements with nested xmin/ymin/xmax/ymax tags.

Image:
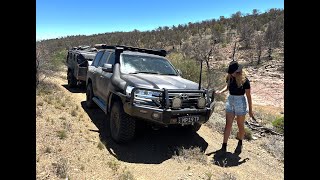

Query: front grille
<box><xmin>130</xmin><ymin>87</ymin><xmax>208</xmax><ymax>110</ymax></box>
<box><xmin>167</xmin><ymin>93</ymin><xmax>202</xmax><ymax>109</ymax></box>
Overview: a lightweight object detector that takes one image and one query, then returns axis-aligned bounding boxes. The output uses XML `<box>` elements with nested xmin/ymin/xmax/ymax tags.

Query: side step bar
<box><xmin>92</xmin><ymin>97</ymin><xmax>107</xmax><ymax>114</ymax></box>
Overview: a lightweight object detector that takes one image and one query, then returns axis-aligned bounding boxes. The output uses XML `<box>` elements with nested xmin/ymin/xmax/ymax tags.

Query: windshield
<box><xmin>120</xmin><ymin>54</ymin><xmax>177</xmax><ymax>75</ymax></box>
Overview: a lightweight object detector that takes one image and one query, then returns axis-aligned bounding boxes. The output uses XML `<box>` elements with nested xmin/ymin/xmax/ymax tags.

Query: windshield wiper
<box><xmin>160</xmin><ymin>73</ymin><xmax>177</xmax><ymax>75</ymax></box>
<box><xmin>129</xmin><ymin>71</ymin><xmax>160</xmax><ymax>74</ymax></box>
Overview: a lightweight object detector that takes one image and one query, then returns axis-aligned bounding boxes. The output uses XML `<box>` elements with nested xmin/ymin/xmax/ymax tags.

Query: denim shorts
<box><xmin>225</xmin><ymin>95</ymin><xmax>247</xmax><ymax>116</ymax></box>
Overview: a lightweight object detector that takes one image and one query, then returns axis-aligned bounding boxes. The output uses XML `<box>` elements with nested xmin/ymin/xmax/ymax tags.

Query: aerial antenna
<box><xmin>198</xmin><ymin>59</ymin><xmax>203</xmax><ymax>90</ymax></box>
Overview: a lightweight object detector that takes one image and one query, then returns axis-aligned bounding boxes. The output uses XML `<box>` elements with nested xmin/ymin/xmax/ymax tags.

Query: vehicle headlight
<box><xmin>197</xmin><ymin>97</ymin><xmax>206</xmax><ymax>108</ymax></box>
<box><xmin>134</xmin><ymin>90</ymin><xmax>160</xmax><ymax>98</ymax></box>
<box><xmin>172</xmin><ymin>97</ymin><xmax>182</xmax><ymax>109</ymax></box>
<box><xmin>131</xmin><ymin>88</ymin><xmax>161</xmax><ymax>104</ymax></box>
<box><xmin>126</xmin><ymin>86</ymin><xmax>135</xmax><ymax>96</ymax></box>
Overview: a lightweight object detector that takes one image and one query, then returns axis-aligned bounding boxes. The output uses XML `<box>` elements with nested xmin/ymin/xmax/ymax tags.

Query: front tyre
<box><xmin>183</xmin><ymin>122</ymin><xmax>202</xmax><ymax>132</ymax></box>
<box><xmin>110</xmin><ymin>101</ymin><xmax>135</xmax><ymax>143</ymax></box>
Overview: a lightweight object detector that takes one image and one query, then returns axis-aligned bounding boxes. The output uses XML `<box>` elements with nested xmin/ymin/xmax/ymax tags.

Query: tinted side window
<box><xmin>107</xmin><ymin>52</ymin><xmax>115</xmax><ymax>65</ymax></box>
<box><xmin>98</xmin><ymin>51</ymin><xmax>110</xmax><ymax>67</ymax></box>
<box><xmin>92</xmin><ymin>51</ymin><xmax>104</xmax><ymax>67</ymax></box>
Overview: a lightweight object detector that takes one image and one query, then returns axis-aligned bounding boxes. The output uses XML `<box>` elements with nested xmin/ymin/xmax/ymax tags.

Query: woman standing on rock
<box><xmin>215</xmin><ymin>61</ymin><xmax>254</xmax><ymax>154</ymax></box>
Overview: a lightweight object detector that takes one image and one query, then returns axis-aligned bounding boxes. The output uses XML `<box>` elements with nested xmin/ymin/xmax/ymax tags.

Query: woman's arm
<box><xmin>215</xmin><ymin>85</ymin><xmax>228</xmax><ymax>94</ymax></box>
<box><xmin>245</xmin><ymin>89</ymin><xmax>254</xmax><ymax>117</ymax></box>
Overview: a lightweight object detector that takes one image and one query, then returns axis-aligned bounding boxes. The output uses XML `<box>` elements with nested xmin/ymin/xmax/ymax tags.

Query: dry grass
<box><xmin>244</xmin><ymin>127</ymin><xmax>253</xmax><ymax>140</ymax></box>
<box><xmin>63</xmin><ymin>122</ymin><xmax>72</xmax><ymax>131</ymax></box>
<box><xmin>207</xmin><ymin>112</ymin><xmax>225</xmax><ymax>132</ymax></box>
<box><xmin>107</xmin><ymin>159</ymin><xmax>121</xmax><ymax>173</ymax></box>
<box><xmin>46</xmin><ymin>117</ymin><xmax>50</xmax><ymax>122</ymax></box>
<box><xmin>254</xmin><ymin>105</ymin><xmax>283</xmax><ymax>124</ymax></box>
<box><xmin>220</xmin><ymin>172</ymin><xmax>237</xmax><ymax>180</ymax></box>
<box><xmin>260</xmin><ymin>135</ymin><xmax>284</xmax><ymax>162</ymax></box>
<box><xmin>44</xmin><ymin>146</ymin><xmax>52</xmax><ymax>154</ymax></box>
<box><xmin>37</xmin><ymin>100</ymin><xmax>44</xmax><ymax>106</ymax></box>
<box><xmin>52</xmin><ymin>158</ymin><xmax>68</xmax><ymax>178</ymax></box>
<box><xmin>97</xmin><ymin>141</ymin><xmax>105</xmax><ymax>150</ymax></box>
<box><xmin>71</xmin><ymin>109</ymin><xmax>78</xmax><ymax>117</ymax></box>
<box><xmin>36</xmin><ymin>81</ymin><xmax>58</xmax><ymax>96</ymax></box>
<box><xmin>57</xmin><ymin>130</ymin><xmax>67</xmax><ymax>139</ymax></box>
<box><xmin>173</xmin><ymin>146</ymin><xmax>207</xmax><ymax>165</ymax></box>
<box><xmin>118</xmin><ymin>170</ymin><xmax>135</xmax><ymax>180</ymax></box>
<box><xmin>205</xmin><ymin>172</ymin><xmax>213</xmax><ymax>180</ymax></box>
<box><xmin>80</xmin><ymin>165</ymin><xmax>85</xmax><ymax>171</ymax></box>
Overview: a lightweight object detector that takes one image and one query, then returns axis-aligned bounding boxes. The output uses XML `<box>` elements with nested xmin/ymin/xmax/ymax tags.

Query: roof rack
<box><xmin>77</xmin><ymin>45</ymin><xmax>90</xmax><ymax>50</ymax></box>
<box><xmin>102</xmin><ymin>45</ymin><xmax>167</xmax><ymax>57</ymax></box>
<box><xmin>94</xmin><ymin>44</ymin><xmax>107</xmax><ymax>49</ymax></box>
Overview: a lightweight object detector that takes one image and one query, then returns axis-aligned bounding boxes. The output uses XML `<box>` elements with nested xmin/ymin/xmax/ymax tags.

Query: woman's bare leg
<box><xmin>223</xmin><ymin>112</ymin><xmax>235</xmax><ymax>143</ymax></box>
<box><xmin>235</xmin><ymin>115</ymin><xmax>246</xmax><ymax>140</ymax></box>
<box><xmin>235</xmin><ymin>115</ymin><xmax>246</xmax><ymax>153</ymax></box>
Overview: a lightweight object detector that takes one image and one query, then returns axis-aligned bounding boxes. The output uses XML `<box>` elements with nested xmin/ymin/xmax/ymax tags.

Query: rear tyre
<box><xmin>67</xmin><ymin>71</ymin><xmax>77</xmax><ymax>88</ymax></box>
<box><xmin>110</xmin><ymin>101</ymin><xmax>135</xmax><ymax>143</ymax></box>
<box><xmin>86</xmin><ymin>83</ymin><xmax>97</xmax><ymax>108</ymax></box>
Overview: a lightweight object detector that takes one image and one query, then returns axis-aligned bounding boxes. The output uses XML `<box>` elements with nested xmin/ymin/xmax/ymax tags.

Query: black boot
<box><xmin>214</xmin><ymin>143</ymin><xmax>227</xmax><ymax>154</ymax></box>
<box><xmin>221</xmin><ymin>143</ymin><xmax>227</xmax><ymax>152</ymax></box>
<box><xmin>234</xmin><ymin>140</ymin><xmax>242</xmax><ymax>154</ymax></box>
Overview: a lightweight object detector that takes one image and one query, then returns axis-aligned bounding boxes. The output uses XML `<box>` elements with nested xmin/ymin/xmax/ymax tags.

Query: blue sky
<box><xmin>36</xmin><ymin>0</ymin><xmax>283</xmax><ymax>41</ymax></box>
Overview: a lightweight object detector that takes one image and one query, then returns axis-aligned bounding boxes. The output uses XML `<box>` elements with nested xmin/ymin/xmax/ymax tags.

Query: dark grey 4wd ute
<box><xmin>86</xmin><ymin>45</ymin><xmax>215</xmax><ymax>143</ymax></box>
<box><xmin>66</xmin><ymin>46</ymin><xmax>97</xmax><ymax>87</ymax></box>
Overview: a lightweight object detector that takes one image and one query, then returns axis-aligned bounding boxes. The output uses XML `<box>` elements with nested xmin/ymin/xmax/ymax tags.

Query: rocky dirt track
<box><xmin>36</xmin><ymin>70</ymin><xmax>284</xmax><ymax>180</ymax></box>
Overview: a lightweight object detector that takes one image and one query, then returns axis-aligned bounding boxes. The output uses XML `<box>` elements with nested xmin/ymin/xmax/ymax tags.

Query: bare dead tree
<box><xmin>264</xmin><ymin>19</ymin><xmax>282</xmax><ymax>60</ymax></box>
<box><xmin>239</xmin><ymin>21</ymin><xmax>254</xmax><ymax>49</ymax></box>
<box><xmin>254</xmin><ymin>33</ymin><xmax>264</xmax><ymax>64</ymax></box>
<box><xmin>182</xmin><ymin>35</ymin><xmax>216</xmax><ymax>88</ymax></box>
<box><xmin>36</xmin><ymin>43</ymin><xmax>50</xmax><ymax>87</ymax></box>
<box><xmin>232</xmin><ymin>41</ymin><xmax>237</xmax><ymax>61</ymax></box>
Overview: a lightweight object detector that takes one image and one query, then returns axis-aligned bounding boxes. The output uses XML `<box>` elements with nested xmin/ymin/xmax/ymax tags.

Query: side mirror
<box><xmin>177</xmin><ymin>69</ymin><xmax>182</xmax><ymax>76</ymax></box>
<box><xmin>102</xmin><ymin>63</ymin><xmax>113</xmax><ymax>73</ymax></box>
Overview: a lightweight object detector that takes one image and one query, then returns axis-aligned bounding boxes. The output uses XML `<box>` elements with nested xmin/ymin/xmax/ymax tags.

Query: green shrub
<box><xmin>244</xmin><ymin>128</ymin><xmax>253</xmax><ymax>140</ymax></box>
<box><xmin>57</xmin><ymin>130</ymin><xmax>67</xmax><ymax>139</ymax></box>
<box><xmin>272</xmin><ymin>116</ymin><xmax>284</xmax><ymax>133</ymax></box>
<box><xmin>167</xmin><ymin>53</ymin><xmax>205</xmax><ymax>83</ymax></box>
<box><xmin>50</xmin><ymin>49</ymin><xmax>67</xmax><ymax>71</ymax></box>
<box><xmin>97</xmin><ymin>141</ymin><xmax>105</xmax><ymax>150</ymax></box>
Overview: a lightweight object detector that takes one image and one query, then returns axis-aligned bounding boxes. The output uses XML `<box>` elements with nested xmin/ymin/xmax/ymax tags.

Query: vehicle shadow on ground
<box><xmin>61</xmin><ymin>84</ymin><xmax>86</xmax><ymax>93</ymax></box>
<box><xmin>81</xmin><ymin>101</ymin><xmax>209</xmax><ymax>164</ymax></box>
<box><xmin>206</xmin><ymin>150</ymin><xmax>249</xmax><ymax>167</ymax></box>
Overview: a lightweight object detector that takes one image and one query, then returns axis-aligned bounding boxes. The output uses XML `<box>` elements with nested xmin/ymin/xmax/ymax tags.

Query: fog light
<box><xmin>170</xmin><ymin>118</ymin><xmax>177</xmax><ymax>124</ymax></box>
<box><xmin>172</xmin><ymin>97</ymin><xmax>182</xmax><ymax>109</ymax></box>
<box><xmin>152</xmin><ymin>112</ymin><xmax>160</xmax><ymax>119</ymax></box>
<box><xmin>197</xmin><ymin>97</ymin><xmax>206</xmax><ymax>108</ymax></box>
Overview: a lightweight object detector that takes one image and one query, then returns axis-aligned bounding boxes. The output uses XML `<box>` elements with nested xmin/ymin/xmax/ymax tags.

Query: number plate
<box><xmin>178</xmin><ymin>116</ymin><xmax>200</xmax><ymax>124</ymax></box>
